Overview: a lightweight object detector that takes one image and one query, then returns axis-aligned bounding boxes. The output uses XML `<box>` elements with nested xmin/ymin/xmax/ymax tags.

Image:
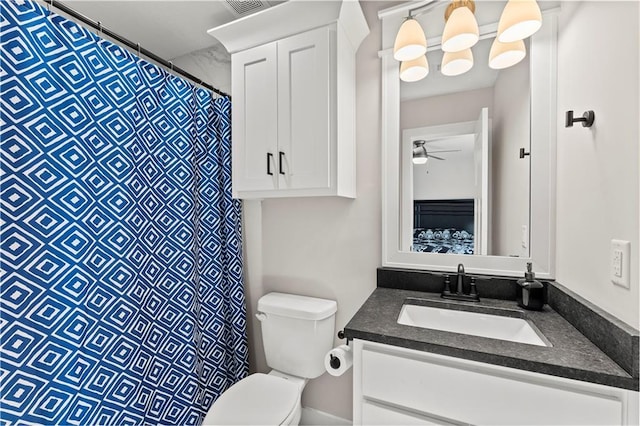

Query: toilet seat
<box><xmin>202</xmin><ymin>373</ymin><xmax>300</xmax><ymax>425</ymax></box>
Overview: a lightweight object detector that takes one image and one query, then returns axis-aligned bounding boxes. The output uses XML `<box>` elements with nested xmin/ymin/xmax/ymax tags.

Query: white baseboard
<box><xmin>300</xmin><ymin>407</ymin><xmax>351</xmax><ymax>426</ymax></box>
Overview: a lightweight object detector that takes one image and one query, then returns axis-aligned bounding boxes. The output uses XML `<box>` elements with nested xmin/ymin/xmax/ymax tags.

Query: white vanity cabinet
<box><xmin>353</xmin><ymin>339</ymin><xmax>639</xmax><ymax>426</ymax></box>
<box><xmin>209</xmin><ymin>1</ymin><xmax>368</xmax><ymax>199</ymax></box>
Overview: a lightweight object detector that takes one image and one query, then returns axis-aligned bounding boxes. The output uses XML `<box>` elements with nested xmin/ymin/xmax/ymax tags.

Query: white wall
<box><xmin>555</xmin><ymin>1</ymin><xmax>639</xmax><ymax>328</ymax></box>
<box><xmin>492</xmin><ymin>55</ymin><xmax>530</xmax><ymax>257</ymax></box>
<box><xmin>413</xmin><ymin>148</ymin><xmax>476</xmax><ymax>200</ymax></box>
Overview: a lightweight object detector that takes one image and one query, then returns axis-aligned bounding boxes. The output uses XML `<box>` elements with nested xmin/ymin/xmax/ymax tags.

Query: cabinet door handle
<box><xmin>267</xmin><ymin>153</ymin><xmax>273</xmax><ymax>176</ymax></box>
<box><xmin>278</xmin><ymin>151</ymin><xmax>285</xmax><ymax>175</ymax></box>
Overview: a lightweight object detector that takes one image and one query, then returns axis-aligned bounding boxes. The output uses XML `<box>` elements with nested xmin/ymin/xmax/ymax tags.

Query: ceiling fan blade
<box><xmin>428</xmin><ymin>149</ymin><xmax>461</xmax><ymax>153</ymax></box>
<box><xmin>427</xmin><ymin>154</ymin><xmax>445</xmax><ymax>160</ymax></box>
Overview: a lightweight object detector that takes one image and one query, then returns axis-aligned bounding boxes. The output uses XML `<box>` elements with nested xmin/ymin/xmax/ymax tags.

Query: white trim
<box><xmin>379</xmin><ymin>8</ymin><xmax>559</xmax><ymax>278</ymax></box>
<box><xmin>301</xmin><ymin>407</ymin><xmax>351</xmax><ymax>426</ymax></box>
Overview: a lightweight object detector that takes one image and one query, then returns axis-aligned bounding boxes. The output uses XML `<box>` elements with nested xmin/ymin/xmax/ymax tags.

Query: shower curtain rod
<box><xmin>41</xmin><ymin>0</ymin><xmax>230</xmax><ymax>98</ymax></box>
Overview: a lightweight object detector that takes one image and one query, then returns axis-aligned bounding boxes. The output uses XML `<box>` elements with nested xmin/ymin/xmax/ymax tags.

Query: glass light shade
<box><xmin>441</xmin><ymin>6</ymin><xmax>479</xmax><ymax>52</ymax></box>
<box><xmin>412</xmin><ymin>156</ymin><xmax>428</xmax><ymax>165</ymax></box>
<box><xmin>489</xmin><ymin>38</ymin><xmax>526</xmax><ymax>69</ymax></box>
<box><xmin>394</xmin><ymin>18</ymin><xmax>427</xmax><ymax>61</ymax></box>
<box><xmin>497</xmin><ymin>0</ymin><xmax>542</xmax><ymax>42</ymax></box>
<box><xmin>400</xmin><ymin>55</ymin><xmax>429</xmax><ymax>82</ymax></box>
<box><xmin>441</xmin><ymin>48</ymin><xmax>473</xmax><ymax>76</ymax></box>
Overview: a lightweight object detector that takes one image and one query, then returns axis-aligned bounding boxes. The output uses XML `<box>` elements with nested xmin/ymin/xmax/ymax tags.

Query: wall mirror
<box><xmin>379</xmin><ymin>1</ymin><xmax>558</xmax><ymax>278</ymax></box>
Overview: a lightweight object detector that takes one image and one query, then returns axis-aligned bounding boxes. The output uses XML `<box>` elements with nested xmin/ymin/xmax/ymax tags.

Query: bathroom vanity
<box><xmin>353</xmin><ymin>339</ymin><xmax>636</xmax><ymax>425</ymax></box>
<box><xmin>345</xmin><ymin>282</ymin><xmax>639</xmax><ymax>425</ymax></box>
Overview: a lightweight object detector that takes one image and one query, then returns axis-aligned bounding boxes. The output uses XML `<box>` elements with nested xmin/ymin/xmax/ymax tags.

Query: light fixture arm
<box><xmin>408</xmin><ymin>0</ymin><xmax>446</xmax><ymax>20</ymax></box>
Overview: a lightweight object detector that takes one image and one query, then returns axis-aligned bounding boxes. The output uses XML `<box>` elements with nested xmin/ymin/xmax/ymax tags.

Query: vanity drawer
<box><xmin>361</xmin><ymin>346</ymin><xmax>625</xmax><ymax>425</ymax></box>
<box><xmin>362</xmin><ymin>400</ymin><xmax>460</xmax><ymax>426</ymax></box>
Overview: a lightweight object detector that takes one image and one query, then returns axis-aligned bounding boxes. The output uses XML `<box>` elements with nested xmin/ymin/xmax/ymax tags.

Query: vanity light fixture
<box><xmin>393</xmin><ymin>17</ymin><xmax>427</xmax><ymax>61</ymax></box>
<box><xmin>441</xmin><ymin>0</ymin><xmax>479</xmax><ymax>53</ymax></box>
<box><xmin>400</xmin><ymin>55</ymin><xmax>429</xmax><ymax>82</ymax></box>
<box><xmin>489</xmin><ymin>38</ymin><xmax>526</xmax><ymax>69</ymax></box>
<box><xmin>441</xmin><ymin>48</ymin><xmax>474</xmax><ymax>76</ymax></box>
<box><xmin>497</xmin><ymin>0</ymin><xmax>542</xmax><ymax>43</ymax></box>
<box><xmin>393</xmin><ymin>0</ymin><xmax>542</xmax><ymax>81</ymax></box>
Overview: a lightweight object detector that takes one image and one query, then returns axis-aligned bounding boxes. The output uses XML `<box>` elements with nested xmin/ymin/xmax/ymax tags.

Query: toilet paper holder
<box><xmin>332</xmin><ymin>330</ymin><xmax>348</xmax><ymax>368</ymax></box>
<box><xmin>337</xmin><ymin>329</ymin><xmax>350</xmax><ymax>346</ymax></box>
<box><xmin>325</xmin><ymin>343</ymin><xmax>353</xmax><ymax>376</ymax></box>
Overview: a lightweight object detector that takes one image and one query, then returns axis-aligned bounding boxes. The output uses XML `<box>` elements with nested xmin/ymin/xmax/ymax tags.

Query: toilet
<box><xmin>202</xmin><ymin>292</ymin><xmax>337</xmax><ymax>425</ymax></box>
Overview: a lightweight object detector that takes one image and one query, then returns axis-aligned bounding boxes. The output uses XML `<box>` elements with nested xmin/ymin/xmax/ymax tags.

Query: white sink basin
<box><xmin>398</xmin><ymin>303</ymin><xmax>549</xmax><ymax>347</ymax></box>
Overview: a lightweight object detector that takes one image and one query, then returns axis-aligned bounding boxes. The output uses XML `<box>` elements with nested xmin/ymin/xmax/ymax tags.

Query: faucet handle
<box><xmin>469</xmin><ymin>276</ymin><xmax>478</xmax><ymax>296</ymax></box>
<box><xmin>442</xmin><ymin>274</ymin><xmax>452</xmax><ymax>296</ymax></box>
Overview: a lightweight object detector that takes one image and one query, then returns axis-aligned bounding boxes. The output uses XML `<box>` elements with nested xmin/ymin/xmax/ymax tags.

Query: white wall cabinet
<box><xmin>232</xmin><ymin>27</ymin><xmax>331</xmax><ymax>196</ymax></box>
<box><xmin>353</xmin><ymin>339</ymin><xmax>639</xmax><ymax>426</ymax></box>
<box><xmin>209</xmin><ymin>1</ymin><xmax>368</xmax><ymax>199</ymax></box>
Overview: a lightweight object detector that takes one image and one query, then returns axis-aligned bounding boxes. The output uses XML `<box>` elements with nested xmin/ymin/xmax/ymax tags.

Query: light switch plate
<box><xmin>611</xmin><ymin>239</ymin><xmax>631</xmax><ymax>289</ymax></box>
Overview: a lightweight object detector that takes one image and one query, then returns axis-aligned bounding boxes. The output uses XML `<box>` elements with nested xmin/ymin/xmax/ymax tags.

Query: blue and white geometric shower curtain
<box><xmin>0</xmin><ymin>1</ymin><xmax>248</xmax><ymax>424</ymax></box>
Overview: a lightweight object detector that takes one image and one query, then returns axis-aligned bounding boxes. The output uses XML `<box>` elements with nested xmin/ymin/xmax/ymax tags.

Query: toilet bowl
<box><xmin>202</xmin><ymin>371</ymin><xmax>306</xmax><ymax>425</ymax></box>
<box><xmin>202</xmin><ymin>292</ymin><xmax>337</xmax><ymax>426</ymax></box>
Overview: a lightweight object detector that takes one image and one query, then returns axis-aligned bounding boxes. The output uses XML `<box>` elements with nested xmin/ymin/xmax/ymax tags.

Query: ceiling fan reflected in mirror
<box><xmin>412</xmin><ymin>140</ymin><xmax>460</xmax><ymax>164</ymax></box>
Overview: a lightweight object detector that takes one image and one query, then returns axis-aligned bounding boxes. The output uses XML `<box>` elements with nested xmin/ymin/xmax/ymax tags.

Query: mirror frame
<box><xmin>379</xmin><ymin>1</ymin><xmax>558</xmax><ymax>279</ymax></box>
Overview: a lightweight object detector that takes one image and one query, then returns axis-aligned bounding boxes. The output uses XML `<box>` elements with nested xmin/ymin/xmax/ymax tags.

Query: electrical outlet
<box><xmin>521</xmin><ymin>225</ymin><xmax>528</xmax><ymax>249</ymax></box>
<box><xmin>612</xmin><ymin>249</ymin><xmax>623</xmax><ymax>277</ymax></box>
<box><xmin>611</xmin><ymin>240</ymin><xmax>630</xmax><ymax>289</ymax></box>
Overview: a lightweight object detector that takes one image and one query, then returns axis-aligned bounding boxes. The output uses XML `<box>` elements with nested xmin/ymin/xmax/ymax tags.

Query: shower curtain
<box><xmin>0</xmin><ymin>1</ymin><xmax>248</xmax><ymax>424</ymax></box>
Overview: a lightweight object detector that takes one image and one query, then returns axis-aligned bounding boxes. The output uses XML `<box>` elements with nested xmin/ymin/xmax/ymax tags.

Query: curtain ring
<box><xmin>169</xmin><ymin>61</ymin><xmax>173</xmax><ymax>71</ymax></box>
<box><xmin>136</xmin><ymin>43</ymin><xmax>141</xmax><ymax>58</ymax></box>
<box><xmin>97</xmin><ymin>21</ymin><xmax>102</xmax><ymax>38</ymax></box>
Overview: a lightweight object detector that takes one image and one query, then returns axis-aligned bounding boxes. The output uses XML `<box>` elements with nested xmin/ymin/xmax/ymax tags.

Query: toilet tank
<box><xmin>257</xmin><ymin>292</ymin><xmax>337</xmax><ymax>379</ymax></box>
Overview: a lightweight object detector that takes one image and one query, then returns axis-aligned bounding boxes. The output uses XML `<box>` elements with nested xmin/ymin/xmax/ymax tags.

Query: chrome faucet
<box><xmin>442</xmin><ymin>263</ymin><xmax>480</xmax><ymax>302</ymax></box>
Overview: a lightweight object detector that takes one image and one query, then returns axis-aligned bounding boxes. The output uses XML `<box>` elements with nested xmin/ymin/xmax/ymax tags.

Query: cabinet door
<box><xmin>232</xmin><ymin>42</ymin><xmax>278</xmax><ymax>193</ymax></box>
<box><xmin>277</xmin><ymin>26</ymin><xmax>331</xmax><ymax>190</ymax></box>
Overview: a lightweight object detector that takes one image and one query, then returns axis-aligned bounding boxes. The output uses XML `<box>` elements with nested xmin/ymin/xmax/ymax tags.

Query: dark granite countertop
<box><xmin>344</xmin><ymin>287</ymin><xmax>638</xmax><ymax>391</ymax></box>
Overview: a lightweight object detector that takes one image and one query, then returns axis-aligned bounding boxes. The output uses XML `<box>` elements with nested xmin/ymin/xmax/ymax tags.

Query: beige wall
<box><xmin>555</xmin><ymin>1</ymin><xmax>639</xmax><ymax>328</ymax></box>
<box><xmin>243</xmin><ymin>1</ymin><xmax>394</xmax><ymax>420</ymax></box>
<box><xmin>492</xmin><ymin>55</ymin><xmax>530</xmax><ymax>257</ymax></box>
<box><xmin>401</xmin><ymin>86</ymin><xmax>494</xmax><ymax>129</ymax></box>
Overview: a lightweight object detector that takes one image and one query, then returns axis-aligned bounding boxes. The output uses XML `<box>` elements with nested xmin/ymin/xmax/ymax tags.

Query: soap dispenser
<box><xmin>517</xmin><ymin>262</ymin><xmax>545</xmax><ymax>310</ymax></box>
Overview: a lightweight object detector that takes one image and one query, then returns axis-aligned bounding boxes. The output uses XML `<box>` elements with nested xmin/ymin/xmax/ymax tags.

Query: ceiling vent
<box><xmin>223</xmin><ymin>0</ymin><xmax>277</xmax><ymax>18</ymax></box>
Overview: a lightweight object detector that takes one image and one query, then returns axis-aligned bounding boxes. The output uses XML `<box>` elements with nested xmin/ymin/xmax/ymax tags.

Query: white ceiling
<box><xmin>57</xmin><ymin>0</ymin><xmax>283</xmax><ymax>59</ymax></box>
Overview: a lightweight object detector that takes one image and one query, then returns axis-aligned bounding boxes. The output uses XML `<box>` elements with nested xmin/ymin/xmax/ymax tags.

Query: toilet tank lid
<box><xmin>258</xmin><ymin>292</ymin><xmax>337</xmax><ymax>320</ymax></box>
